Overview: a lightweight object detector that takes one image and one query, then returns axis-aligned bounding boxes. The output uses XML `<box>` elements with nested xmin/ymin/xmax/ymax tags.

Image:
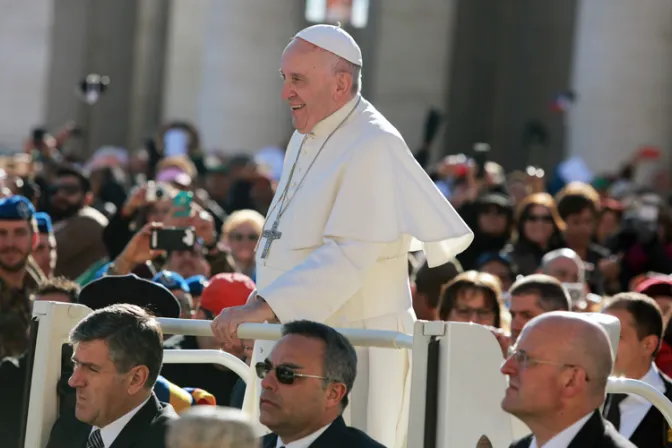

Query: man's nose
<box><xmin>281</xmin><ymin>82</ymin><xmax>293</xmax><ymax>101</ymax></box>
<box><xmin>500</xmin><ymin>355</ymin><xmax>517</xmax><ymax>376</ymax></box>
<box><xmin>68</xmin><ymin>368</ymin><xmax>85</xmax><ymax>388</ymax></box>
<box><xmin>261</xmin><ymin>370</ymin><xmax>277</xmax><ymax>391</ymax></box>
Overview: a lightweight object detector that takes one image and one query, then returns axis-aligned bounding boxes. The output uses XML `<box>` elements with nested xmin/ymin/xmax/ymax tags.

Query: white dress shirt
<box><xmin>617</xmin><ymin>363</ymin><xmax>666</xmax><ymax>439</ymax></box>
<box><xmin>91</xmin><ymin>395</ymin><xmax>151</xmax><ymax>448</ymax></box>
<box><xmin>529</xmin><ymin>412</ymin><xmax>593</xmax><ymax>448</ymax></box>
<box><xmin>276</xmin><ymin>423</ymin><xmax>332</xmax><ymax>448</ymax></box>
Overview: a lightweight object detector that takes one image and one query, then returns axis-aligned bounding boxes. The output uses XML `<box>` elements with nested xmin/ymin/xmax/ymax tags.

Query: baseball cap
<box><xmin>200</xmin><ymin>273</ymin><xmax>256</xmax><ymax>316</ymax></box>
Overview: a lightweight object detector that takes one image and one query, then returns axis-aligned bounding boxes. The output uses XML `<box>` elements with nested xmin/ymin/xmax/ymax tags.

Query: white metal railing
<box><xmin>607</xmin><ymin>377</ymin><xmax>672</xmax><ymax>427</ymax></box>
<box><xmin>162</xmin><ymin>349</ymin><xmax>251</xmax><ymax>384</ymax></box>
<box><xmin>157</xmin><ymin>318</ymin><xmax>414</xmax><ymax>349</ymax></box>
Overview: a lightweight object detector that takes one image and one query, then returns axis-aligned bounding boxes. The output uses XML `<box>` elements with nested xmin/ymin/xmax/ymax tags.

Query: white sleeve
<box><xmin>258</xmin><ymin>237</ymin><xmax>386</xmax><ymax>323</ymax></box>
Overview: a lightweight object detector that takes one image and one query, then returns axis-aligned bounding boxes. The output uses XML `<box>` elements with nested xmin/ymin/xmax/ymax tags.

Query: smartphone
<box><xmin>172</xmin><ymin>191</ymin><xmax>193</xmax><ymax>217</ymax></box>
<box><xmin>473</xmin><ymin>142</ymin><xmax>490</xmax><ymax>180</ymax></box>
<box><xmin>150</xmin><ymin>227</ymin><xmax>195</xmax><ymax>251</ymax></box>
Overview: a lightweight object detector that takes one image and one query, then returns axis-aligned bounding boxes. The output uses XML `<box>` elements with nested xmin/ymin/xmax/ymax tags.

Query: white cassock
<box><xmin>242</xmin><ymin>94</ymin><xmax>474</xmax><ymax>447</ymax></box>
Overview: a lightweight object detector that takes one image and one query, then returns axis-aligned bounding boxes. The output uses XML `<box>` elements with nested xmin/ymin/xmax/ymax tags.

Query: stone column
<box><xmin>0</xmin><ymin>0</ymin><xmax>54</xmax><ymax>152</ymax></box>
<box><xmin>163</xmin><ymin>0</ymin><xmax>303</xmax><ymax>154</ymax></box>
<box><xmin>367</xmin><ymin>0</ymin><xmax>458</xmax><ymax>162</ymax></box>
<box><xmin>568</xmin><ymin>0</ymin><xmax>672</xmax><ymax>175</ymax></box>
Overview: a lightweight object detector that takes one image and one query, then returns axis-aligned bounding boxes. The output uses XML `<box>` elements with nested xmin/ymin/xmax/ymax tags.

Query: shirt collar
<box><xmin>529</xmin><ymin>412</ymin><xmax>593</xmax><ymax>448</ymax></box>
<box><xmin>92</xmin><ymin>395</ymin><xmax>151</xmax><ymax>448</ymax></box>
<box><xmin>305</xmin><ymin>94</ymin><xmax>361</xmax><ymax>139</ymax></box>
<box><xmin>277</xmin><ymin>422</ymin><xmax>332</xmax><ymax>448</ymax></box>
<box><xmin>628</xmin><ymin>363</ymin><xmax>666</xmax><ymax>402</ymax></box>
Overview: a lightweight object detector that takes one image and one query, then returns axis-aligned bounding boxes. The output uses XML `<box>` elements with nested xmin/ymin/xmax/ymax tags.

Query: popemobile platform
<box><xmin>19</xmin><ymin>301</ymin><xmax>672</xmax><ymax>448</ymax></box>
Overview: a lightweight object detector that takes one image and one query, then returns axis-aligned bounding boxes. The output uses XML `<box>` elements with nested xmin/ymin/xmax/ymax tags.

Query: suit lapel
<box><xmin>109</xmin><ymin>394</ymin><xmax>161</xmax><ymax>448</ymax></box>
<box><xmin>308</xmin><ymin>417</ymin><xmax>346</xmax><ymax>448</ymax></box>
<box><xmin>262</xmin><ymin>433</ymin><xmax>278</xmax><ymax>448</ymax></box>
<box><xmin>567</xmin><ymin>411</ymin><xmax>602</xmax><ymax>448</ymax></box>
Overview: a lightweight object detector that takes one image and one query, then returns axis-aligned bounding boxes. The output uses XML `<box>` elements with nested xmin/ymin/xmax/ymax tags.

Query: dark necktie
<box><xmin>86</xmin><ymin>429</ymin><xmax>104</xmax><ymax>448</ymax></box>
<box><xmin>604</xmin><ymin>393</ymin><xmax>628</xmax><ymax>431</ymax></box>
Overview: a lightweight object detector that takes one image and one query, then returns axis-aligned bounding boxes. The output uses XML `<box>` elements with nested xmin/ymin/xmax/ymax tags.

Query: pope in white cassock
<box><xmin>211</xmin><ymin>24</ymin><xmax>474</xmax><ymax>447</ymax></box>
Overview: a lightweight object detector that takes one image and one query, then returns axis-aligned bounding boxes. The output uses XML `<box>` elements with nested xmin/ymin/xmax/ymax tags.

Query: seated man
<box><xmin>259</xmin><ymin>320</ymin><xmax>384</xmax><ymax>448</ymax></box>
<box><xmin>502</xmin><ymin>311</ymin><xmax>635</xmax><ymax>448</ymax></box>
<box><xmin>46</xmin><ymin>302</ymin><xmax>178</xmax><ymax>448</ymax></box>
<box><xmin>602</xmin><ymin>292</ymin><xmax>672</xmax><ymax>447</ymax></box>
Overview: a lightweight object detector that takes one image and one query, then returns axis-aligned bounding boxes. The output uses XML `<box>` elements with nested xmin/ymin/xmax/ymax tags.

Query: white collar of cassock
<box><xmin>305</xmin><ymin>94</ymin><xmax>361</xmax><ymax>139</ymax></box>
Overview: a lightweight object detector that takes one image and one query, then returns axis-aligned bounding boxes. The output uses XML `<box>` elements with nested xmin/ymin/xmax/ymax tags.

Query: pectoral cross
<box><xmin>260</xmin><ymin>219</ymin><xmax>282</xmax><ymax>260</ymax></box>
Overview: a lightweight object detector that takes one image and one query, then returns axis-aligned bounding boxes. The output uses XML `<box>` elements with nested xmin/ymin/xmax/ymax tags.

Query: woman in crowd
<box><xmin>220</xmin><ymin>209</ymin><xmax>264</xmax><ymax>281</ymax></box>
<box><xmin>438</xmin><ymin>270</ymin><xmax>505</xmax><ymax>330</ymax></box>
<box><xmin>503</xmin><ymin>192</ymin><xmax>564</xmax><ymax>275</ymax></box>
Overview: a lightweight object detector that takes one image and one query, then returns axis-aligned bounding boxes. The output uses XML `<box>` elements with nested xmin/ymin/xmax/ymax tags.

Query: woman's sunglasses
<box><xmin>230</xmin><ymin>233</ymin><xmax>259</xmax><ymax>242</ymax></box>
<box><xmin>255</xmin><ymin>361</ymin><xmax>328</xmax><ymax>385</ymax></box>
<box><xmin>526</xmin><ymin>214</ymin><xmax>553</xmax><ymax>223</ymax></box>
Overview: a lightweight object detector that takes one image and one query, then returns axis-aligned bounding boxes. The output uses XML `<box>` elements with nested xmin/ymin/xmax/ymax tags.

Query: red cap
<box><xmin>635</xmin><ymin>276</ymin><xmax>672</xmax><ymax>298</ymax></box>
<box><xmin>200</xmin><ymin>273</ymin><xmax>256</xmax><ymax>315</ymax></box>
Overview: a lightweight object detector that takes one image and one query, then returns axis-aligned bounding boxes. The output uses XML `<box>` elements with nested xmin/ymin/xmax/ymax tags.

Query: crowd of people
<box><xmin>1</xmin><ymin>21</ymin><xmax>672</xmax><ymax>448</ymax></box>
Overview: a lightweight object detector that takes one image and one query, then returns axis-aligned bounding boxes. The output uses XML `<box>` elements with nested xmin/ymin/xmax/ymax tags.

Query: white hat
<box><xmin>295</xmin><ymin>24</ymin><xmax>362</xmax><ymax>67</ymax></box>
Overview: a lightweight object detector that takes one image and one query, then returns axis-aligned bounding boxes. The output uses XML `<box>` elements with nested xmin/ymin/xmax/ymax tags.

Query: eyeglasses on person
<box><xmin>507</xmin><ymin>348</ymin><xmax>590</xmax><ymax>381</ymax></box>
<box><xmin>255</xmin><ymin>360</ymin><xmax>329</xmax><ymax>385</ymax></box>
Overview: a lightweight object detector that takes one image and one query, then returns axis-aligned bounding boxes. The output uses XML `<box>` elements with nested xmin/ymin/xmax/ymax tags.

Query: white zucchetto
<box><xmin>294</xmin><ymin>24</ymin><xmax>363</xmax><ymax>67</ymax></box>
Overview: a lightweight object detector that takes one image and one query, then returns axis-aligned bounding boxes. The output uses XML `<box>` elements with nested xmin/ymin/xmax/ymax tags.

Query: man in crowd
<box><xmin>260</xmin><ymin>320</ymin><xmax>384</xmax><ymax>447</ymax></box>
<box><xmin>502</xmin><ymin>311</ymin><xmax>634</xmax><ymax>447</ymax></box>
<box><xmin>46</xmin><ymin>302</ymin><xmax>178</xmax><ymax>448</ymax></box>
<box><xmin>602</xmin><ymin>293</ymin><xmax>672</xmax><ymax>447</ymax></box>
<box><xmin>50</xmin><ymin>165</ymin><xmax>108</xmax><ymax>279</ymax></box>
<box><xmin>0</xmin><ymin>195</ymin><xmax>46</xmax><ymax>359</ymax></box>
<box><xmin>412</xmin><ymin>259</ymin><xmax>462</xmax><ymax>321</ymax></box>
<box><xmin>33</xmin><ymin>211</ymin><xmax>57</xmax><ymax>278</ymax></box>
<box><xmin>166</xmin><ymin>406</ymin><xmax>257</xmax><ymax>448</ymax></box>
<box><xmin>212</xmin><ymin>24</ymin><xmax>473</xmax><ymax>446</ymax></box>
<box><xmin>153</xmin><ymin>270</ymin><xmax>194</xmax><ymax>318</ymax></box>
<box><xmin>509</xmin><ymin>274</ymin><xmax>571</xmax><ymax>345</ymax></box>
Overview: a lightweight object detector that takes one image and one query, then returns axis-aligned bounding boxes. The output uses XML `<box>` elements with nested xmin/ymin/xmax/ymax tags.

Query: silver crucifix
<box><xmin>260</xmin><ymin>219</ymin><xmax>282</xmax><ymax>259</ymax></box>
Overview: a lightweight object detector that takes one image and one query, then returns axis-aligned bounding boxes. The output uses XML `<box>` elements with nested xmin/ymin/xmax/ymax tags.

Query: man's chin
<box><xmin>0</xmin><ymin>260</ymin><xmax>28</xmax><ymax>273</ymax></box>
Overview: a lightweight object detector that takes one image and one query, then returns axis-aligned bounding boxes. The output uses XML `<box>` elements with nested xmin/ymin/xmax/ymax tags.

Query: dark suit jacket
<box><xmin>46</xmin><ymin>393</ymin><xmax>177</xmax><ymax>448</ymax></box>
<box><xmin>509</xmin><ymin>411</ymin><xmax>636</xmax><ymax>448</ymax></box>
<box><xmin>262</xmin><ymin>416</ymin><xmax>386</xmax><ymax>448</ymax></box>
<box><xmin>609</xmin><ymin>372</ymin><xmax>672</xmax><ymax>447</ymax></box>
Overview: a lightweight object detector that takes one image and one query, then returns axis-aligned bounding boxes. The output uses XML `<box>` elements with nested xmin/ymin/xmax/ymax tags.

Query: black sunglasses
<box><xmin>230</xmin><ymin>232</ymin><xmax>259</xmax><ymax>242</ymax></box>
<box><xmin>255</xmin><ymin>361</ymin><xmax>328</xmax><ymax>385</ymax></box>
<box><xmin>50</xmin><ymin>184</ymin><xmax>81</xmax><ymax>195</ymax></box>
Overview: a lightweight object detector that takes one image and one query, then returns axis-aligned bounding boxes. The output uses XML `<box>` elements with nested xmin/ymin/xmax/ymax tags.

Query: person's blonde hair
<box><xmin>221</xmin><ymin>209</ymin><xmax>265</xmax><ymax>236</ymax></box>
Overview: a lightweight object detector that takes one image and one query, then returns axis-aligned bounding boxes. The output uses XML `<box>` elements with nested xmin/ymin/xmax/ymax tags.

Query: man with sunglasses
<box><xmin>50</xmin><ymin>165</ymin><xmax>108</xmax><ymax>279</ymax></box>
<box><xmin>259</xmin><ymin>320</ymin><xmax>384</xmax><ymax>448</ymax></box>
<box><xmin>502</xmin><ymin>311</ymin><xmax>634</xmax><ymax>448</ymax></box>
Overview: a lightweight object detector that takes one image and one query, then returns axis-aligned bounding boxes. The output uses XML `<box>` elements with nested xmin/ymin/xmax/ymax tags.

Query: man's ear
<box><xmin>31</xmin><ymin>231</ymin><xmax>38</xmax><ymax>250</ymax></box>
<box><xmin>326</xmin><ymin>382</ymin><xmax>348</xmax><ymax>410</ymax></box>
<box><xmin>127</xmin><ymin>365</ymin><xmax>150</xmax><ymax>395</ymax></box>
<box><xmin>642</xmin><ymin>334</ymin><xmax>660</xmax><ymax>358</ymax></box>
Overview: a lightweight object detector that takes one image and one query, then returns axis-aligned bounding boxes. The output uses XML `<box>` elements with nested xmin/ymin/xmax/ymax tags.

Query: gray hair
<box><xmin>166</xmin><ymin>406</ymin><xmax>258</xmax><ymax>448</ymax></box>
<box><xmin>70</xmin><ymin>304</ymin><xmax>163</xmax><ymax>388</ymax></box>
<box><xmin>541</xmin><ymin>248</ymin><xmax>586</xmax><ymax>283</ymax></box>
<box><xmin>333</xmin><ymin>57</ymin><xmax>362</xmax><ymax>95</ymax></box>
<box><xmin>282</xmin><ymin>320</ymin><xmax>357</xmax><ymax>410</ymax></box>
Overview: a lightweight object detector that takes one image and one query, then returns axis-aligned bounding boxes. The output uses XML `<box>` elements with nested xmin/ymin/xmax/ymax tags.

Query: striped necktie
<box><xmin>86</xmin><ymin>429</ymin><xmax>104</xmax><ymax>448</ymax></box>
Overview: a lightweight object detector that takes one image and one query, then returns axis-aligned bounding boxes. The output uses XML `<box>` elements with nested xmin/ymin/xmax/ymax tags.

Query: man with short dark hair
<box><xmin>51</xmin><ymin>165</ymin><xmax>108</xmax><ymax>279</ymax></box>
<box><xmin>33</xmin><ymin>275</ymin><xmax>80</xmax><ymax>303</ymax></box>
<box><xmin>33</xmin><ymin>211</ymin><xmax>57</xmax><ymax>278</ymax></box>
<box><xmin>508</xmin><ymin>274</ymin><xmax>571</xmax><ymax>344</ymax></box>
<box><xmin>412</xmin><ymin>258</ymin><xmax>462</xmax><ymax>321</ymax></box>
<box><xmin>602</xmin><ymin>292</ymin><xmax>672</xmax><ymax>447</ymax></box>
<box><xmin>46</xmin><ymin>303</ymin><xmax>177</xmax><ymax>448</ymax></box>
<box><xmin>260</xmin><ymin>320</ymin><xmax>384</xmax><ymax>447</ymax></box>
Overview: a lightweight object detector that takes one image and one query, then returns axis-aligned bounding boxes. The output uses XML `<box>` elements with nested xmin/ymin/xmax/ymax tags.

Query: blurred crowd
<box><xmin>0</xmin><ymin>118</ymin><xmax>670</xmax><ymax>447</ymax></box>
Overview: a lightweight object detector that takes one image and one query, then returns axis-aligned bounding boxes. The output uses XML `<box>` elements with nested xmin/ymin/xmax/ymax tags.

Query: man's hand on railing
<box><xmin>210</xmin><ymin>298</ymin><xmax>279</xmax><ymax>353</ymax></box>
